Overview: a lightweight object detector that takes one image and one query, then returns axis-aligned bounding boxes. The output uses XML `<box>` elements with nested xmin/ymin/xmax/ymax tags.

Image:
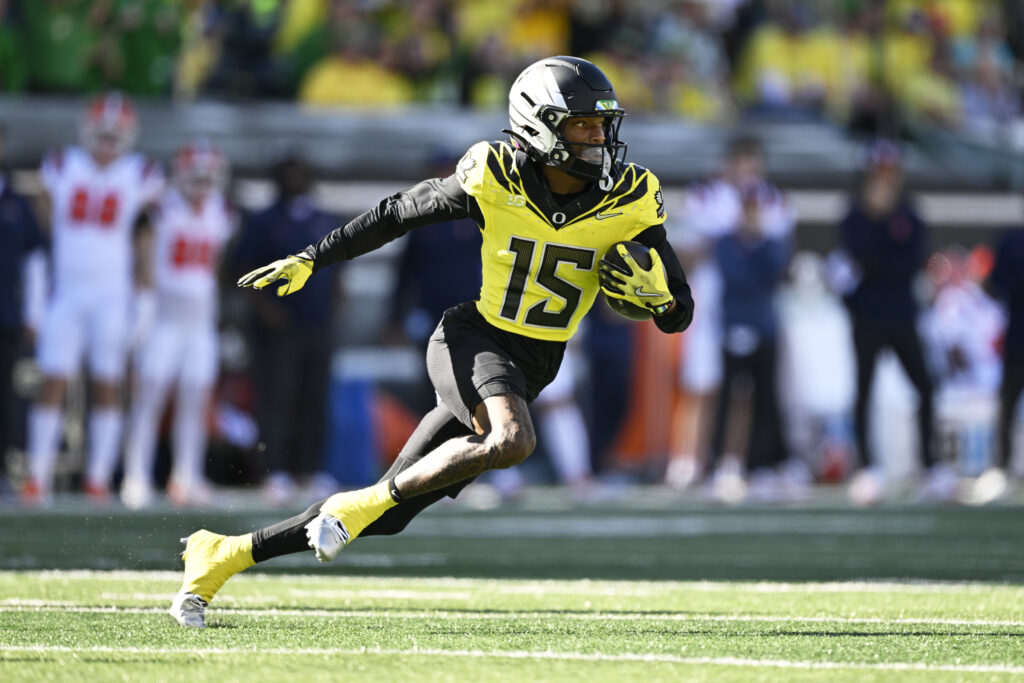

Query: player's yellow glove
<box><xmin>599</xmin><ymin>243</ymin><xmax>674</xmax><ymax>315</ymax></box>
<box><xmin>237</xmin><ymin>254</ymin><xmax>314</xmax><ymax>297</ymax></box>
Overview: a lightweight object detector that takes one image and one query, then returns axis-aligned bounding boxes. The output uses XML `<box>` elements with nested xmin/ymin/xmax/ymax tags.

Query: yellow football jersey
<box><xmin>457</xmin><ymin>140</ymin><xmax>666</xmax><ymax>342</ymax></box>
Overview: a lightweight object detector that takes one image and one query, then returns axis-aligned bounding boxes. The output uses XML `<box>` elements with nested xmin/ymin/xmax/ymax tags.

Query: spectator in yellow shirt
<box><xmin>299</xmin><ymin>25</ymin><xmax>414</xmax><ymax>107</ymax></box>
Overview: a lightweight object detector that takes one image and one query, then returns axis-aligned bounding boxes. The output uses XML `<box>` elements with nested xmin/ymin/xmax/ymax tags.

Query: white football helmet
<box><xmin>173</xmin><ymin>139</ymin><xmax>227</xmax><ymax>203</ymax></box>
<box><xmin>80</xmin><ymin>91</ymin><xmax>138</xmax><ymax>158</ymax></box>
<box><xmin>507</xmin><ymin>56</ymin><xmax>627</xmax><ymax>182</ymax></box>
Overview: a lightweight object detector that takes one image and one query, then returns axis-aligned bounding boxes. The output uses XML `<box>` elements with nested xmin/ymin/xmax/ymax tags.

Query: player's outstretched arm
<box><xmin>241</xmin><ymin>175</ymin><xmax>474</xmax><ymax>300</ymax></box>
<box><xmin>237</xmin><ymin>253</ymin><xmax>314</xmax><ymax>297</ymax></box>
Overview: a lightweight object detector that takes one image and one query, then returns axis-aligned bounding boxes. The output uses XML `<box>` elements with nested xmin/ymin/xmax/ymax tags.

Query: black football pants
<box><xmin>0</xmin><ymin>333</ymin><xmax>18</xmax><ymax>466</ymax></box>
<box><xmin>707</xmin><ymin>340</ymin><xmax>786</xmax><ymax>473</ymax></box>
<box><xmin>852</xmin><ymin>318</ymin><xmax>935</xmax><ymax>469</ymax></box>
<box><xmin>251</xmin><ymin>331</ymin><xmax>331</xmax><ymax>479</ymax></box>
<box><xmin>997</xmin><ymin>354</ymin><xmax>1024</xmax><ymax>469</ymax></box>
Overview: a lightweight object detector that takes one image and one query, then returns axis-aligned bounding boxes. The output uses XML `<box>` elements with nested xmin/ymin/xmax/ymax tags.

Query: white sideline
<box><xmin>2</xmin><ymin>644</ymin><xmax>1023</xmax><ymax>674</ymax></box>
<box><xmin>3</xmin><ymin>603</ymin><xmax>1024</xmax><ymax>628</ymax></box>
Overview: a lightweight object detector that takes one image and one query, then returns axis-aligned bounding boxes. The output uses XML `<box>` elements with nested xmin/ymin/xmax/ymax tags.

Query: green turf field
<box><xmin>2</xmin><ymin>488</ymin><xmax>1024</xmax><ymax>681</ymax></box>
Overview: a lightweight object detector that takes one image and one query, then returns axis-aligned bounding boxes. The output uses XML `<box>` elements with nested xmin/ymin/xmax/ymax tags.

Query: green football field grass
<box><xmin>2</xmin><ymin>487</ymin><xmax>1024</xmax><ymax>681</ymax></box>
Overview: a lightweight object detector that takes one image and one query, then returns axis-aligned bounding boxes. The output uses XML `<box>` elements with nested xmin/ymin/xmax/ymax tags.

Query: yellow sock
<box><xmin>320</xmin><ymin>482</ymin><xmax>398</xmax><ymax>541</ymax></box>
<box><xmin>181</xmin><ymin>531</ymin><xmax>256</xmax><ymax>603</ymax></box>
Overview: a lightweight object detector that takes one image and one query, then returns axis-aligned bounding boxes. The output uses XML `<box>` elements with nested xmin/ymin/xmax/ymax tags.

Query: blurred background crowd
<box><xmin>2</xmin><ymin>0</ymin><xmax>1022</xmax><ymax>136</ymax></box>
<box><xmin>1</xmin><ymin>0</ymin><xmax>1024</xmax><ymax>510</ymax></box>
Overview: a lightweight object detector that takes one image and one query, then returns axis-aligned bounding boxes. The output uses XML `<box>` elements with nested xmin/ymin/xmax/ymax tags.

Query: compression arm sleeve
<box><xmin>302</xmin><ymin>174</ymin><xmax>474</xmax><ymax>271</ymax></box>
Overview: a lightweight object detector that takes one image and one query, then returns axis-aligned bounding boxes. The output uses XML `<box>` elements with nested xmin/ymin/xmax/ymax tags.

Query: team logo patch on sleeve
<box><xmin>655</xmin><ymin>189</ymin><xmax>665</xmax><ymax>219</ymax></box>
<box><xmin>457</xmin><ymin>152</ymin><xmax>476</xmax><ymax>184</ymax></box>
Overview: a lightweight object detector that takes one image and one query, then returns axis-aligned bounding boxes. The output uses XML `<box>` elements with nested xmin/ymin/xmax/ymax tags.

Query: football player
<box><xmin>169</xmin><ymin>56</ymin><xmax>694</xmax><ymax>627</ymax></box>
<box><xmin>23</xmin><ymin>92</ymin><xmax>165</xmax><ymax>504</ymax></box>
<box><xmin>121</xmin><ymin>141</ymin><xmax>234</xmax><ymax>509</ymax></box>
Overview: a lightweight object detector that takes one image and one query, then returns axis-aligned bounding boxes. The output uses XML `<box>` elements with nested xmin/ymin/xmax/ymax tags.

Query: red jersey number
<box><xmin>171</xmin><ymin>236</ymin><xmax>215</xmax><ymax>269</ymax></box>
<box><xmin>67</xmin><ymin>188</ymin><xmax>120</xmax><ymax>228</ymax></box>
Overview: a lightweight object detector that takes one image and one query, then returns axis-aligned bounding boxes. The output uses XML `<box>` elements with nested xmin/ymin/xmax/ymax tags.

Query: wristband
<box><xmin>650</xmin><ymin>300</ymin><xmax>672</xmax><ymax>316</ymax></box>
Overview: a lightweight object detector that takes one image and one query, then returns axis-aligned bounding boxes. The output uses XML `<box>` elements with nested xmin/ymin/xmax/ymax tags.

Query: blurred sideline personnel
<box><xmin>838</xmin><ymin>140</ymin><xmax>955</xmax><ymax>505</ymax></box>
<box><xmin>121</xmin><ymin>141</ymin><xmax>234</xmax><ymax>509</ymax></box>
<box><xmin>664</xmin><ymin>135</ymin><xmax>794</xmax><ymax>493</ymax></box>
<box><xmin>975</xmin><ymin>223</ymin><xmax>1024</xmax><ymax>504</ymax></box>
<box><xmin>22</xmin><ymin>93</ymin><xmax>165</xmax><ymax>504</ymax></box>
<box><xmin>169</xmin><ymin>56</ymin><xmax>693</xmax><ymax>627</ymax></box>
<box><xmin>705</xmin><ymin>186</ymin><xmax>792</xmax><ymax>503</ymax></box>
<box><xmin>231</xmin><ymin>153</ymin><xmax>341</xmax><ymax>506</ymax></box>
<box><xmin>0</xmin><ymin>123</ymin><xmax>45</xmax><ymax>474</ymax></box>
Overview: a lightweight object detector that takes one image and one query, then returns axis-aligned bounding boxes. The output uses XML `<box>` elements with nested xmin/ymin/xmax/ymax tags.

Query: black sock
<box><xmin>251</xmin><ymin>498</ymin><xmax>325</xmax><ymax>563</ymax></box>
<box><xmin>388</xmin><ymin>477</ymin><xmax>404</xmax><ymax>503</ymax></box>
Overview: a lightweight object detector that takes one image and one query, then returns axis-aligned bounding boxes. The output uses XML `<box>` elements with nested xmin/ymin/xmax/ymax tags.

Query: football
<box><xmin>600</xmin><ymin>240</ymin><xmax>654</xmax><ymax>321</ymax></box>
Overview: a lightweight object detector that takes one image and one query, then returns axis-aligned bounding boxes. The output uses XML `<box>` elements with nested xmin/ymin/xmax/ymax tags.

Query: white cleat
<box><xmin>708</xmin><ymin>458</ymin><xmax>747</xmax><ymax>505</ymax></box>
<box><xmin>848</xmin><ymin>467</ymin><xmax>886</xmax><ymax>507</ymax></box>
<box><xmin>305</xmin><ymin>512</ymin><xmax>350</xmax><ymax>562</ymax></box>
<box><xmin>120</xmin><ymin>477</ymin><xmax>155</xmax><ymax>510</ymax></box>
<box><xmin>169</xmin><ymin>590</ymin><xmax>208</xmax><ymax>628</ymax></box>
<box><xmin>960</xmin><ymin>467</ymin><xmax>1009</xmax><ymax>506</ymax></box>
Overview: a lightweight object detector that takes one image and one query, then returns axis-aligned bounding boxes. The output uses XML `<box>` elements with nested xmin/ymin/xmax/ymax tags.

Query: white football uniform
<box><xmin>123</xmin><ymin>188</ymin><xmax>233</xmax><ymax>503</ymax></box>
<box><xmin>136</xmin><ymin>188</ymin><xmax>234</xmax><ymax>387</ymax></box>
<box><xmin>37</xmin><ymin>146</ymin><xmax>165</xmax><ymax>380</ymax></box>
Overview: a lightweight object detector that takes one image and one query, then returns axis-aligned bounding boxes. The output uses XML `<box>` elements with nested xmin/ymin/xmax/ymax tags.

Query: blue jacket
<box><xmin>840</xmin><ymin>197</ymin><xmax>927</xmax><ymax>323</ymax></box>
<box><xmin>0</xmin><ymin>178</ymin><xmax>43</xmax><ymax>334</ymax></box>
<box><xmin>714</xmin><ymin>231</ymin><xmax>789</xmax><ymax>341</ymax></box>
<box><xmin>390</xmin><ymin>218</ymin><xmax>481</xmax><ymax>342</ymax></box>
<box><xmin>989</xmin><ymin>226</ymin><xmax>1024</xmax><ymax>354</ymax></box>
<box><xmin>233</xmin><ymin>198</ymin><xmax>341</xmax><ymax>331</ymax></box>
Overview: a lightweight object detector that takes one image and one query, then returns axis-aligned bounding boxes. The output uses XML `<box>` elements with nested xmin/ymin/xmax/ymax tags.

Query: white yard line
<box><xmin>6</xmin><ymin>570</ymin><xmax>1017</xmax><ymax>594</ymax></box>
<box><xmin>3</xmin><ymin>603</ymin><xmax>1023</xmax><ymax>628</ymax></box>
<box><xmin>2</xmin><ymin>644</ymin><xmax>1023</xmax><ymax>675</ymax></box>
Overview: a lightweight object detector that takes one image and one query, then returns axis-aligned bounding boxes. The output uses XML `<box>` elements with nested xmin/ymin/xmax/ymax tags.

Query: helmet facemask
<box><xmin>545</xmin><ymin>109</ymin><xmax>626</xmax><ymax>182</ymax></box>
<box><xmin>507</xmin><ymin>56</ymin><xmax>628</xmax><ymax>184</ymax></box>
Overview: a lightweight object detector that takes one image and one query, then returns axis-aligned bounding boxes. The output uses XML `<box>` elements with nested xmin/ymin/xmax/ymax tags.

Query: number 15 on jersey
<box><xmin>498</xmin><ymin>236</ymin><xmax>595</xmax><ymax>330</ymax></box>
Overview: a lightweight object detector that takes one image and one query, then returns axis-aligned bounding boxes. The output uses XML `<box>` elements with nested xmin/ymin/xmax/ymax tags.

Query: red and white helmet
<box><xmin>80</xmin><ymin>91</ymin><xmax>139</xmax><ymax>158</ymax></box>
<box><xmin>173</xmin><ymin>139</ymin><xmax>228</xmax><ymax>202</ymax></box>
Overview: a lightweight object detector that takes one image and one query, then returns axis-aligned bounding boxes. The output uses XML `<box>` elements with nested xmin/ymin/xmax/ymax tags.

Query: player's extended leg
<box><xmin>307</xmin><ymin>392</ymin><xmax>535</xmax><ymax>561</ymax></box>
<box><xmin>169</xmin><ymin>403</ymin><xmax>476</xmax><ymax>627</ymax></box>
<box><xmin>170</xmin><ymin>301</ymin><xmax>551</xmax><ymax>627</ymax></box>
<box><xmin>247</xmin><ymin>404</ymin><xmax>474</xmax><ymax>563</ymax></box>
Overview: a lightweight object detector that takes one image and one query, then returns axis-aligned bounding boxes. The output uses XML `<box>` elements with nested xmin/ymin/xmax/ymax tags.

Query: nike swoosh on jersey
<box><xmin>634</xmin><ymin>287</ymin><xmax>664</xmax><ymax>298</ymax></box>
<box><xmin>594</xmin><ymin>210</ymin><xmax>623</xmax><ymax>220</ymax></box>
